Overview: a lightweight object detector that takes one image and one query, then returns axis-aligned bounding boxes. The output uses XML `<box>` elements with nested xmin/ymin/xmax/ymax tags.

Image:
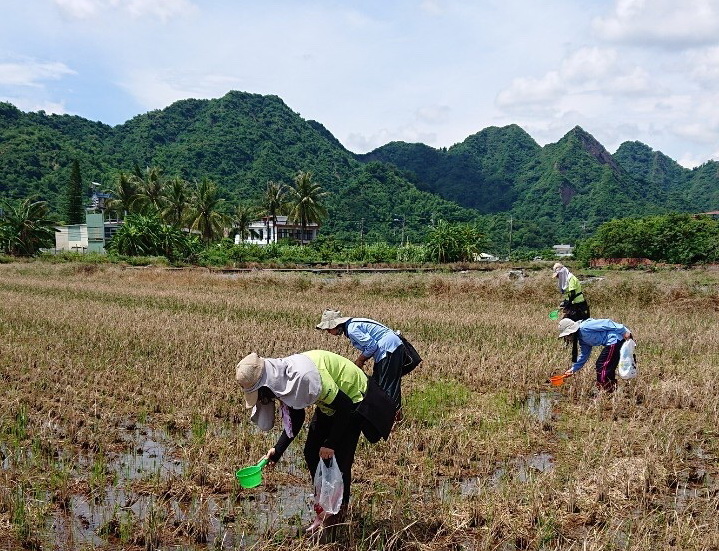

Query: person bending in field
<box><xmin>552</xmin><ymin>263</ymin><xmax>590</xmax><ymax>321</ymax></box>
<box><xmin>235</xmin><ymin>350</ymin><xmax>395</xmax><ymax>533</ymax></box>
<box><xmin>316</xmin><ymin>309</ymin><xmax>407</xmax><ymax>421</ymax></box>
<box><xmin>558</xmin><ymin>317</ymin><xmax>633</xmax><ymax>392</ymax></box>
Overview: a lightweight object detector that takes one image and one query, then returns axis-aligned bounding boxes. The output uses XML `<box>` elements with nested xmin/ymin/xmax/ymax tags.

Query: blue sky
<box><xmin>2</xmin><ymin>0</ymin><xmax>719</xmax><ymax>168</ymax></box>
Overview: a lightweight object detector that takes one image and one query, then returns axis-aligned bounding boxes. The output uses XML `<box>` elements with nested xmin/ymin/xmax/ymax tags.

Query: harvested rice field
<box><xmin>1</xmin><ymin>262</ymin><xmax>718</xmax><ymax>550</ymax></box>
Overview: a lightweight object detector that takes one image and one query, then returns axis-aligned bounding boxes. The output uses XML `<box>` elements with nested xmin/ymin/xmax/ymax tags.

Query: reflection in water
<box><xmin>44</xmin><ymin>423</ymin><xmax>314</xmax><ymax>550</ymax></box>
<box><xmin>525</xmin><ymin>391</ymin><xmax>561</xmax><ymax>423</ymax></box>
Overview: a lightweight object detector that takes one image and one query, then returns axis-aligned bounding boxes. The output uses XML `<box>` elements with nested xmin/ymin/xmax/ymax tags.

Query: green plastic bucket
<box><xmin>236</xmin><ymin>458</ymin><xmax>268</xmax><ymax>489</ymax></box>
<box><xmin>548</xmin><ymin>309</ymin><xmax>559</xmax><ymax>320</ymax></box>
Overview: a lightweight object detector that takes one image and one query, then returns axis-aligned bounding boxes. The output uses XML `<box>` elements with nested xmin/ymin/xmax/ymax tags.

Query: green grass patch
<box><xmin>405</xmin><ymin>379</ymin><xmax>472</xmax><ymax>425</ymax></box>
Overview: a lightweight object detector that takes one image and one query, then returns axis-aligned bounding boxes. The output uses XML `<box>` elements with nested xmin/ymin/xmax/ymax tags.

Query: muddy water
<box><xmin>41</xmin><ymin>424</ymin><xmax>314</xmax><ymax>550</ymax></box>
<box><xmin>525</xmin><ymin>390</ymin><xmax>562</xmax><ymax>423</ymax></box>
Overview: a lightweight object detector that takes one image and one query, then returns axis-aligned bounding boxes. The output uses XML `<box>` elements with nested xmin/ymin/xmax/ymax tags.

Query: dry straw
<box><xmin>0</xmin><ymin>263</ymin><xmax>717</xmax><ymax>549</ymax></box>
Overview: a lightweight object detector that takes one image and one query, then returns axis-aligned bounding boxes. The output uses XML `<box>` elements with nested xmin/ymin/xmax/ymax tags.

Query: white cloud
<box><xmin>0</xmin><ymin>60</ymin><xmax>75</xmax><ymax>87</ymax></box>
<box><xmin>496</xmin><ymin>45</ymin><xmax>652</xmax><ymax>113</ymax></box>
<box><xmin>119</xmin><ymin>69</ymin><xmax>244</xmax><ymax>110</ymax></box>
<box><xmin>0</xmin><ymin>95</ymin><xmax>68</xmax><ymax>115</ymax></box>
<box><xmin>687</xmin><ymin>46</ymin><xmax>719</xmax><ymax>86</ymax></box>
<box><xmin>53</xmin><ymin>0</ymin><xmax>98</xmax><ymax>18</ymax></box>
<box><xmin>415</xmin><ymin>104</ymin><xmax>450</xmax><ymax>124</ymax></box>
<box><xmin>495</xmin><ymin>71</ymin><xmax>564</xmax><ymax>110</ymax></box>
<box><xmin>53</xmin><ymin>0</ymin><xmax>196</xmax><ymax>21</ymax></box>
<box><xmin>346</xmin><ymin>124</ymin><xmax>438</xmax><ymax>151</ymax></box>
<box><xmin>593</xmin><ymin>0</ymin><xmax>719</xmax><ymax>49</ymax></box>
<box><xmin>420</xmin><ymin>0</ymin><xmax>444</xmax><ymax>17</ymax></box>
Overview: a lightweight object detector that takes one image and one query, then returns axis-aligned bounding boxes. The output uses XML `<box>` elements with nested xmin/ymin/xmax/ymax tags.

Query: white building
<box><xmin>552</xmin><ymin>244</ymin><xmax>574</xmax><ymax>257</ymax></box>
<box><xmin>236</xmin><ymin>216</ymin><xmax>319</xmax><ymax>246</ymax></box>
<box><xmin>55</xmin><ymin>214</ymin><xmax>121</xmax><ymax>253</ymax></box>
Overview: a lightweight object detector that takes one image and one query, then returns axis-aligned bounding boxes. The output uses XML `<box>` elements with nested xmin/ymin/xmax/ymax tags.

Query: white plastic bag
<box><xmin>618</xmin><ymin>338</ymin><xmax>637</xmax><ymax>380</ymax></box>
<box><xmin>314</xmin><ymin>458</ymin><xmax>343</xmax><ymax>515</ymax></box>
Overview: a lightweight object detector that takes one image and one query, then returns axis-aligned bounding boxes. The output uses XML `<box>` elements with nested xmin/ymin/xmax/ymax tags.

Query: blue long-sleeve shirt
<box><xmin>344</xmin><ymin>318</ymin><xmax>401</xmax><ymax>363</ymax></box>
<box><xmin>571</xmin><ymin>318</ymin><xmax>630</xmax><ymax>372</ymax></box>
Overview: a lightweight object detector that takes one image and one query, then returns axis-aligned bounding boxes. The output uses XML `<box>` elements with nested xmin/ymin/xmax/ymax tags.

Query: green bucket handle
<box><xmin>235</xmin><ymin>458</ymin><xmax>269</xmax><ymax>489</ymax></box>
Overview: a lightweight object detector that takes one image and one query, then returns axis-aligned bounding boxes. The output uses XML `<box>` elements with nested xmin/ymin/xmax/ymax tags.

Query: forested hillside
<box><xmin>0</xmin><ymin>93</ymin><xmax>478</xmax><ymax>243</ymax></box>
<box><xmin>1</xmin><ymin>91</ymin><xmax>717</xmax><ymax>251</ymax></box>
<box><xmin>365</xmin><ymin>126</ymin><xmax>719</xmax><ymax>249</ymax></box>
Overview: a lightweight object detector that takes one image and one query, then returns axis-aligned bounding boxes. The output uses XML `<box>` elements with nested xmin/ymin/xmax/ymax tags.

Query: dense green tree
<box><xmin>107</xmin><ymin>213</ymin><xmax>195</xmax><ymax>260</ymax></box>
<box><xmin>578</xmin><ymin>213</ymin><xmax>719</xmax><ymax>265</ymax></box>
<box><xmin>185</xmin><ymin>178</ymin><xmax>229</xmax><ymax>243</ymax></box>
<box><xmin>161</xmin><ymin>176</ymin><xmax>190</xmax><ymax>228</ymax></box>
<box><xmin>105</xmin><ymin>172</ymin><xmax>139</xmax><ymax>220</ymax></box>
<box><xmin>0</xmin><ymin>198</ymin><xmax>57</xmax><ymax>256</ymax></box>
<box><xmin>64</xmin><ymin>159</ymin><xmax>85</xmax><ymax>224</ymax></box>
<box><xmin>425</xmin><ymin>220</ymin><xmax>485</xmax><ymax>262</ymax></box>
<box><xmin>132</xmin><ymin>166</ymin><xmax>166</xmax><ymax>214</ymax></box>
<box><xmin>287</xmin><ymin>171</ymin><xmax>327</xmax><ymax>243</ymax></box>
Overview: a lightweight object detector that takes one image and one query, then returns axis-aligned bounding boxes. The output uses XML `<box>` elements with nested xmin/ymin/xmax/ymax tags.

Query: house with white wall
<box><xmin>55</xmin><ymin>213</ymin><xmax>121</xmax><ymax>253</ymax></box>
<box><xmin>552</xmin><ymin>244</ymin><xmax>574</xmax><ymax>257</ymax></box>
<box><xmin>235</xmin><ymin>216</ymin><xmax>319</xmax><ymax>246</ymax></box>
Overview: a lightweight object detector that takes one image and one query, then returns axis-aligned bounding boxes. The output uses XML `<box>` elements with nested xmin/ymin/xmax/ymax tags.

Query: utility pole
<box><xmin>392</xmin><ymin>215</ymin><xmax>405</xmax><ymax>245</ymax></box>
<box><xmin>508</xmin><ymin>216</ymin><xmax>513</xmax><ymax>260</ymax></box>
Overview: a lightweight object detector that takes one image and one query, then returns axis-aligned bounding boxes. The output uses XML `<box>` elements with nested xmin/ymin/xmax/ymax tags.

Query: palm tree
<box><xmin>185</xmin><ymin>178</ymin><xmax>230</xmax><ymax>243</ymax></box>
<box><xmin>132</xmin><ymin>166</ymin><xmax>166</xmax><ymax>214</ymax></box>
<box><xmin>105</xmin><ymin>172</ymin><xmax>139</xmax><ymax>220</ymax></box>
<box><xmin>0</xmin><ymin>198</ymin><xmax>57</xmax><ymax>256</ymax></box>
<box><xmin>161</xmin><ymin>177</ymin><xmax>190</xmax><ymax>228</ymax></box>
<box><xmin>287</xmin><ymin>171</ymin><xmax>328</xmax><ymax>244</ymax></box>
<box><xmin>232</xmin><ymin>204</ymin><xmax>261</xmax><ymax>243</ymax></box>
<box><xmin>261</xmin><ymin>180</ymin><xmax>289</xmax><ymax>244</ymax></box>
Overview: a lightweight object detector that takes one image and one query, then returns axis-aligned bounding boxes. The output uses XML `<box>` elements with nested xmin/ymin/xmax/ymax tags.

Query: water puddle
<box><xmin>525</xmin><ymin>391</ymin><xmax>561</xmax><ymax>423</ymax></box>
<box><xmin>114</xmin><ymin>425</ymin><xmax>184</xmax><ymax>480</ymax></box>
<box><xmin>42</xmin><ymin>423</ymin><xmax>315</xmax><ymax>550</ymax></box>
<box><xmin>453</xmin><ymin>453</ymin><xmax>556</xmax><ymax>497</ymax></box>
<box><xmin>516</xmin><ymin>453</ymin><xmax>554</xmax><ymax>482</ymax></box>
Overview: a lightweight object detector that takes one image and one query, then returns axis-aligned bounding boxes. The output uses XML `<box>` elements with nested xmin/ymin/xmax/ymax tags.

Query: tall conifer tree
<box><xmin>65</xmin><ymin>159</ymin><xmax>85</xmax><ymax>224</ymax></box>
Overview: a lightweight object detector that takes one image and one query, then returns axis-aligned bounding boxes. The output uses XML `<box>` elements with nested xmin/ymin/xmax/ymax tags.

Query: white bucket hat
<box><xmin>236</xmin><ymin>352</ymin><xmax>265</xmax><ymax>409</ymax></box>
<box><xmin>552</xmin><ymin>263</ymin><xmax>564</xmax><ymax>278</ymax></box>
<box><xmin>557</xmin><ymin>318</ymin><xmax>581</xmax><ymax>338</ymax></box>
<box><xmin>315</xmin><ymin>309</ymin><xmax>351</xmax><ymax>330</ymax></box>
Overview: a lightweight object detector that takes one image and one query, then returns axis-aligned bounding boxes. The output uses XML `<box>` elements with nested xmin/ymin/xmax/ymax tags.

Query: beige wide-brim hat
<box><xmin>557</xmin><ymin>318</ymin><xmax>581</xmax><ymax>338</ymax></box>
<box><xmin>236</xmin><ymin>352</ymin><xmax>265</xmax><ymax>409</ymax></box>
<box><xmin>552</xmin><ymin>262</ymin><xmax>564</xmax><ymax>278</ymax></box>
<box><xmin>315</xmin><ymin>309</ymin><xmax>351</xmax><ymax>330</ymax></box>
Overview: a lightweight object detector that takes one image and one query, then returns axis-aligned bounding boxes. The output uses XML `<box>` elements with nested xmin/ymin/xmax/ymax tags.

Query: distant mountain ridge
<box><xmin>1</xmin><ymin>91</ymin><xmax>717</xmax><ymax>249</ymax></box>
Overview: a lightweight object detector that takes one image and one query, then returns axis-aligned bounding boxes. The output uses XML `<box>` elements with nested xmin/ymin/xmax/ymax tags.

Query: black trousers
<box><xmin>595</xmin><ymin>341</ymin><xmax>622</xmax><ymax>392</ymax></box>
<box><xmin>563</xmin><ymin>301</ymin><xmax>590</xmax><ymax>321</ymax></box>
<box><xmin>372</xmin><ymin>345</ymin><xmax>404</xmax><ymax>411</ymax></box>
<box><xmin>304</xmin><ymin>409</ymin><xmax>362</xmax><ymax>506</ymax></box>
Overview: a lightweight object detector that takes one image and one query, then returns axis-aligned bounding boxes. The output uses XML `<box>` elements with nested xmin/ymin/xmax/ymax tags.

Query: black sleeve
<box><xmin>269</xmin><ymin>407</ymin><xmax>305</xmax><ymax>462</ymax></box>
<box><xmin>323</xmin><ymin>389</ymin><xmax>356</xmax><ymax>451</ymax></box>
<box><xmin>567</xmin><ymin>289</ymin><xmax>577</xmax><ymax>303</ymax></box>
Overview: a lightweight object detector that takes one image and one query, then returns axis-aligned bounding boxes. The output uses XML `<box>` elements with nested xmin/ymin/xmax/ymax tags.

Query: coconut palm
<box><xmin>185</xmin><ymin>178</ymin><xmax>230</xmax><ymax>243</ymax></box>
<box><xmin>0</xmin><ymin>198</ymin><xmax>57</xmax><ymax>256</ymax></box>
<box><xmin>232</xmin><ymin>203</ymin><xmax>261</xmax><ymax>243</ymax></box>
<box><xmin>287</xmin><ymin>171</ymin><xmax>327</xmax><ymax>244</ymax></box>
<box><xmin>261</xmin><ymin>180</ymin><xmax>289</xmax><ymax>244</ymax></box>
<box><xmin>132</xmin><ymin>166</ymin><xmax>166</xmax><ymax>214</ymax></box>
<box><xmin>161</xmin><ymin>177</ymin><xmax>190</xmax><ymax>228</ymax></box>
<box><xmin>105</xmin><ymin>172</ymin><xmax>139</xmax><ymax>220</ymax></box>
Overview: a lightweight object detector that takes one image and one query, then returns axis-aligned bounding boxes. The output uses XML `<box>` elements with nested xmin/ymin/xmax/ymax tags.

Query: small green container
<box><xmin>548</xmin><ymin>309</ymin><xmax>560</xmax><ymax>320</ymax></box>
<box><xmin>236</xmin><ymin>458</ymin><xmax>268</xmax><ymax>489</ymax></box>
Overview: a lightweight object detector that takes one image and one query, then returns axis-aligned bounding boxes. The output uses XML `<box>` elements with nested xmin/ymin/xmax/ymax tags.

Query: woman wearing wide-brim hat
<box><xmin>558</xmin><ymin>317</ymin><xmax>633</xmax><ymax>392</ymax></box>
<box><xmin>235</xmin><ymin>349</ymin><xmax>395</xmax><ymax>531</ymax></box>
<box><xmin>552</xmin><ymin>263</ymin><xmax>590</xmax><ymax>321</ymax></box>
<box><xmin>316</xmin><ymin>309</ymin><xmax>408</xmax><ymax>420</ymax></box>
